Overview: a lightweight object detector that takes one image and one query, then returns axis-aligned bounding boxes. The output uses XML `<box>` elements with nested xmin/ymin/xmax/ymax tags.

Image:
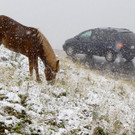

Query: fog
<box><xmin>0</xmin><ymin>0</ymin><xmax>135</xmax><ymax>50</ymax></box>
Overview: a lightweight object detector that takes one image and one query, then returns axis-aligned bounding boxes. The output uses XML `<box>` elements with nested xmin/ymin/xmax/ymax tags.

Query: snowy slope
<box><xmin>0</xmin><ymin>45</ymin><xmax>135</xmax><ymax>135</ymax></box>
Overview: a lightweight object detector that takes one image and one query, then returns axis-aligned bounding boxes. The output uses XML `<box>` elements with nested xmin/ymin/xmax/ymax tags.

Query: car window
<box><xmin>79</xmin><ymin>31</ymin><xmax>92</xmax><ymax>40</ymax></box>
<box><xmin>96</xmin><ymin>30</ymin><xmax>106</xmax><ymax>41</ymax></box>
<box><xmin>90</xmin><ymin>30</ymin><xmax>117</xmax><ymax>42</ymax></box>
<box><xmin>90</xmin><ymin>30</ymin><xmax>98</xmax><ymax>40</ymax></box>
<box><xmin>90</xmin><ymin>29</ymin><xmax>105</xmax><ymax>41</ymax></box>
<box><xmin>105</xmin><ymin>31</ymin><xmax>117</xmax><ymax>42</ymax></box>
<box><xmin>121</xmin><ymin>32</ymin><xmax>135</xmax><ymax>42</ymax></box>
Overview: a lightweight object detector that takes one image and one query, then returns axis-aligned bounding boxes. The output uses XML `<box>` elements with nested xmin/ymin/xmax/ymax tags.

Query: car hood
<box><xmin>65</xmin><ymin>37</ymin><xmax>78</xmax><ymax>44</ymax></box>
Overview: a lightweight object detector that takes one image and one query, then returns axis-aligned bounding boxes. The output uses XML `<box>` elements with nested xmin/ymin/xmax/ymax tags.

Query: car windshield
<box><xmin>78</xmin><ymin>31</ymin><xmax>92</xmax><ymax>40</ymax></box>
<box><xmin>121</xmin><ymin>32</ymin><xmax>135</xmax><ymax>42</ymax></box>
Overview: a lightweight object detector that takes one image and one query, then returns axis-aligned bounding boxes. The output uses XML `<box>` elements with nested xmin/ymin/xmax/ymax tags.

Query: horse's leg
<box><xmin>28</xmin><ymin>57</ymin><xmax>34</xmax><ymax>80</ymax></box>
<box><xmin>34</xmin><ymin>57</ymin><xmax>41</xmax><ymax>82</ymax></box>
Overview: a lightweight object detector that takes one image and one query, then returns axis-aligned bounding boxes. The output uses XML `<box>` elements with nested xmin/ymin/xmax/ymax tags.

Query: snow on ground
<box><xmin>0</xmin><ymin>45</ymin><xmax>135</xmax><ymax>135</ymax></box>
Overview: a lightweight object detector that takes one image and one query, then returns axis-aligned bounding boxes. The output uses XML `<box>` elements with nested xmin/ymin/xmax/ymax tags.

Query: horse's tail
<box><xmin>37</xmin><ymin>30</ymin><xmax>58</xmax><ymax>71</ymax></box>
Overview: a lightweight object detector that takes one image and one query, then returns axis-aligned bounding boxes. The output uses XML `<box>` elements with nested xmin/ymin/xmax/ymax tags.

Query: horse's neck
<box><xmin>38</xmin><ymin>33</ymin><xmax>57</xmax><ymax>71</ymax></box>
<box><xmin>39</xmin><ymin>50</ymin><xmax>54</xmax><ymax>72</ymax></box>
<box><xmin>44</xmin><ymin>49</ymin><xmax>57</xmax><ymax>71</ymax></box>
<box><xmin>40</xmin><ymin>55</ymin><xmax>48</xmax><ymax>67</ymax></box>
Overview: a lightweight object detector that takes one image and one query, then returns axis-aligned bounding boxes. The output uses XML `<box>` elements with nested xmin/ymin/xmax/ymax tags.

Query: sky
<box><xmin>0</xmin><ymin>0</ymin><xmax>135</xmax><ymax>50</ymax></box>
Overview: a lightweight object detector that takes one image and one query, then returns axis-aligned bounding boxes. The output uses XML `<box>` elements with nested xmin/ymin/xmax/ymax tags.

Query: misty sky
<box><xmin>0</xmin><ymin>0</ymin><xmax>135</xmax><ymax>50</ymax></box>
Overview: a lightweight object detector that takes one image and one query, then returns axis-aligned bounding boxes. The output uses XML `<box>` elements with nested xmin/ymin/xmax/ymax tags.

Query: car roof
<box><xmin>96</xmin><ymin>27</ymin><xmax>131</xmax><ymax>33</ymax></box>
<box><xmin>77</xmin><ymin>27</ymin><xmax>132</xmax><ymax>36</ymax></box>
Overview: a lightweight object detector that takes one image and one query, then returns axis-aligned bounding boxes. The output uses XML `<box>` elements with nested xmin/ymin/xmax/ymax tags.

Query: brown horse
<box><xmin>0</xmin><ymin>15</ymin><xmax>59</xmax><ymax>82</ymax></box>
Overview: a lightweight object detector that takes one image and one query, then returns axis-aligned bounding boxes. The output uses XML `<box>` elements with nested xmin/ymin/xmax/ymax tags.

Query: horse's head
<box><xmin>45</xmin><ymin>60</ymin><xmax>59</xmax><ymax>84</ymax></box>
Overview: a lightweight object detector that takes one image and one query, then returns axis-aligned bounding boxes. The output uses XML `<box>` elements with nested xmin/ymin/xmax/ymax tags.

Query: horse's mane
<box><xmin>37</xmin><ymin>30</ymin><xmax>57</xmax><ymax>71</ymax></box>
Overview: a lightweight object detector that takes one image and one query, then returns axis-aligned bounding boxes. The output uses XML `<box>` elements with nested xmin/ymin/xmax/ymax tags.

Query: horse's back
<box><xmin>0</xmin><ymin>15</ymin><xmax>37</xmax><ymax>35</ymax></box>
<box><xmin>1</xmin><ymin>15</ymin><xmax>38</xmax><ymax>39</ymax></box>
<box><xmin>0</xmin><ymin>15</ymin><xmax>40</xmax><ymax>56</ymax></box>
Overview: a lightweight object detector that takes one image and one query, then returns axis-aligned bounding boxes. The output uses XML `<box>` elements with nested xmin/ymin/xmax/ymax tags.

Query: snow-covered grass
<box><xmin>0</xmin><ymin>45</ymin><xmax>135</xmax><ymax>135</ymax></box>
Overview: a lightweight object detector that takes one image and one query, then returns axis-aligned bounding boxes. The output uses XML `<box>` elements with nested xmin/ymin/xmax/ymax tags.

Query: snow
<box><xmin>26</xmin><ymin>30</ymin><xmax>31</xmax><ymax>35</ymax></box>
<box><xmin>0</xmin><ymin>45</ymin><xmax>134</xmax><ymax>134</ymax></box>
<box><xmin>6</xmin><ymin>92</ymin><xmax>21</xmax><ymax>103</ymax></box>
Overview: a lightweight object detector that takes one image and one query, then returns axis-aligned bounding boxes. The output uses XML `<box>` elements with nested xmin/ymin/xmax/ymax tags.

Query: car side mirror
<box><xmin>75</xmin><ymin>36</ymin><xmax>79</xmax><ymax>40</ymax></box>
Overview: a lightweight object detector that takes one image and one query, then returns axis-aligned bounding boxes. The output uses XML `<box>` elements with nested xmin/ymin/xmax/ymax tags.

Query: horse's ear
<box><xmin>56</xmin><ymin>60</ymin><xmax>59</xmax><ymax>72</ymax></box>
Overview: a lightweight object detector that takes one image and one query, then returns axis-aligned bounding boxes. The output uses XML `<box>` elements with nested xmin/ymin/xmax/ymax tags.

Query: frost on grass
<box><xmin>0</xmin><ymin>46</ymin><xmax>135</xmax><ymax>134</ymax></box>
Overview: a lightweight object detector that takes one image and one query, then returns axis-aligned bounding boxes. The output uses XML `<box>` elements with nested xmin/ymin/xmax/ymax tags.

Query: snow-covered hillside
<box><xmin>0</xmin><ymin>45</ymin><xmax>135</xmax><ymax>135</ymax></box>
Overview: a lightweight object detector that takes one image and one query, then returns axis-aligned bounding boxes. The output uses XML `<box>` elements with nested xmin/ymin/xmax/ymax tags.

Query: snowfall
<box><xmin>0</xmin><ymin>45</ymin><xmax>135</xmax><ymax>135</ymax></box>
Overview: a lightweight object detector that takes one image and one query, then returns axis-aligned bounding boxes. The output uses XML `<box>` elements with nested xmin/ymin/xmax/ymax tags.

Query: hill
<box><xmin>0</xmin><ymin>46</ymin><xmax>135</xmax><ymax>135</ymax></box>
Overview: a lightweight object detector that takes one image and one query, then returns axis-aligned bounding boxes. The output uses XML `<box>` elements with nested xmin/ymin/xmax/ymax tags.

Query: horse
<box><xmin>0</xmin><ymin>15</ymin><xmax>59</xmax><ymax>83</ymax></box>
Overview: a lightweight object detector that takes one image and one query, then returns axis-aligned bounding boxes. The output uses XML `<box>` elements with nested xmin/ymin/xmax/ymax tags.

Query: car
<box><xmin>63</xmin><ymin>27</ymin><xmax>135</xmax><ymax>62</ymax></box>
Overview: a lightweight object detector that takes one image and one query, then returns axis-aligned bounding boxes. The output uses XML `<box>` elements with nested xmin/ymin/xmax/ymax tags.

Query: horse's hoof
<box><xmin>30</xmin><ymin>76</ymin><xmax>34</xmax><ymax>81</ymax></box>
<box><xmin>37</xmin><ymin>79</ymin><xmax>42</xmax><ymax>83</ymax></box>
